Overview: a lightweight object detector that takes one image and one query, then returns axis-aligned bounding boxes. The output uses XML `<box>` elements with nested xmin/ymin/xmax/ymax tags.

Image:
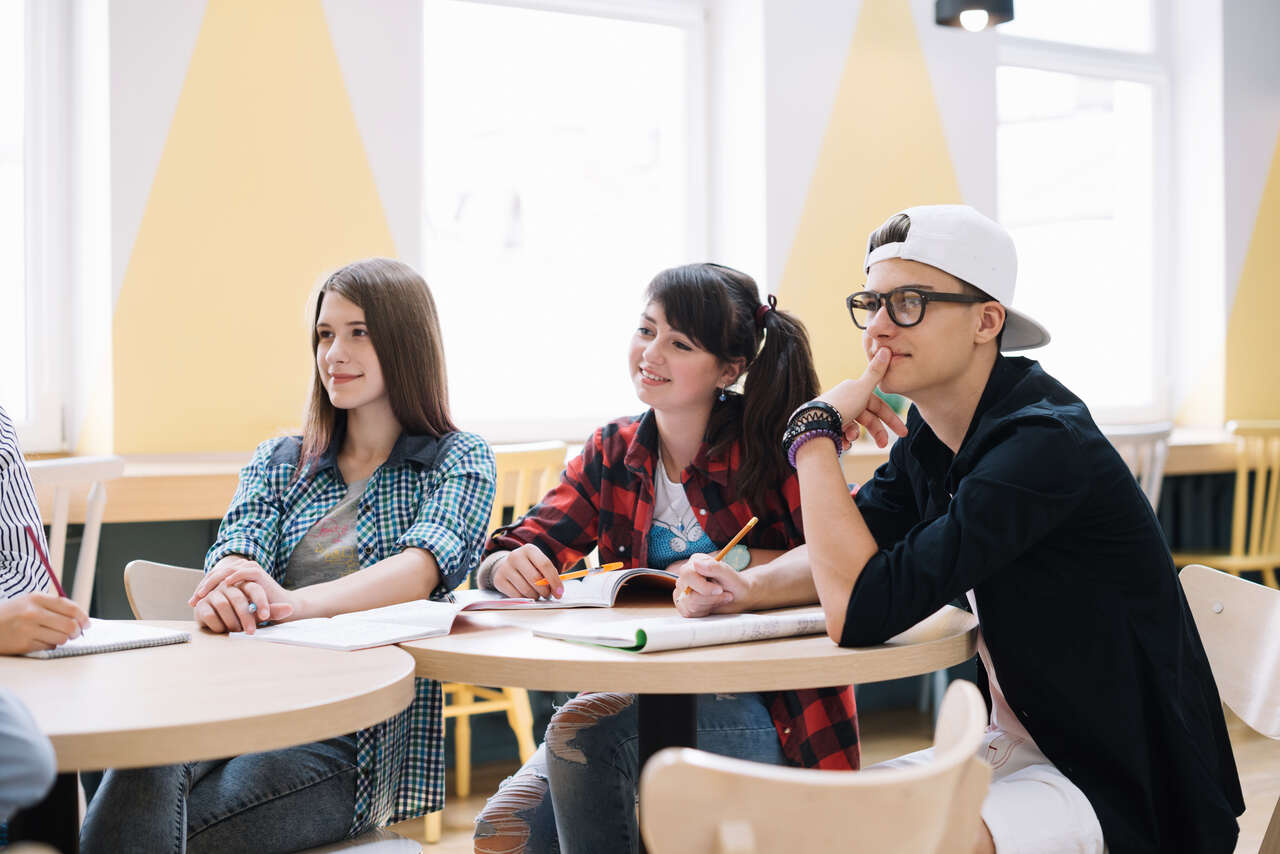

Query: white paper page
<box><xmin>231</xmin><ymin>616</ymin><xmax>446</xmax><ymax>650</ymax></box>
<box><xmin>337</xmin><ymin>599</ymin><xmax>463</xmax><ymax>629</ymax></box>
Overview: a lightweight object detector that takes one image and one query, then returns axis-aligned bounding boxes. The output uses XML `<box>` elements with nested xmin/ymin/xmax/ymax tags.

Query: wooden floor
<box><xmin>390</xmin><ymin>706</ymin><xmax>1279</xmax><ymax>853</ymax></box>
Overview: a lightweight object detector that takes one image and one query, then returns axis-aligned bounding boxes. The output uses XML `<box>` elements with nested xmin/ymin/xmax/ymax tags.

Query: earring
<box><xmin>718</xmin><ymin>388</ymin><xmax>727</xmax><ymax>402</ymax></box>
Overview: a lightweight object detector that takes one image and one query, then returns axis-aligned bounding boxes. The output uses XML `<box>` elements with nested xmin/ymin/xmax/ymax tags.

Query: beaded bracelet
<box><xmin>781</xmin><ymin>400</ymin><xmax>845</xmax><ymax>467</ymax></box>
<box><xmin>787</xmin><ymin>429</ymin><xmax>842</xmax><ymax>469</ymax></box>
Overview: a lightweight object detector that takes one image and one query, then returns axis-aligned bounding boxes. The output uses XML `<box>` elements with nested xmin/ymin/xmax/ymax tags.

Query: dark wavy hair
<box><xmin>644</xmin><ymin>263</ymin><xmax>819</xmax><ymax>511</ymax></box>
<box><xmin>298</xmin><ymin>258</ymin><xmax>457</xmax><ymax>477</ymax></box>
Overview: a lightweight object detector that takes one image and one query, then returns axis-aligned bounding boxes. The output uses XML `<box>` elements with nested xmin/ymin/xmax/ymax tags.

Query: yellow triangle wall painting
<box><xmin>778</xmin><ymin>0</ymin><xmax>963</xmax><ymax>391</ymax></box>
<box><xmin>112</xmin><ymin>0</ymin><xmax>396</xmax><ymax>454</ymax></box>
<box><xmin>1226</xmin><ymin>130</ymin><xmax>1280</xmax><ymax>420</ymax></box>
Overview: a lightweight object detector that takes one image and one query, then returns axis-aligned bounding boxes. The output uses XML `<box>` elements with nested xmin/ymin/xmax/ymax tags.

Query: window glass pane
<box><xmin>1000</xmin><ymin>0</ymin><xmax>1153</xmax><ymax>53</ymax></box>
<box><xmin>0</xmin><ymin>1</ymin><xmax>26</xmax><ymax>421</ymax></box>
<box><xmin>423</xmin><ymin>0</ymin><xmax>691</xmax><ymax>433</ymax></box>
<box><xmin>997</xmin><ymin>66</ymin><xmax>1156</xmax><ymax>415</ymax></box>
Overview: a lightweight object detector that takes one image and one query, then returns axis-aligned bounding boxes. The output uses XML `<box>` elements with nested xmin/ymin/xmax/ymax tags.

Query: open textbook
<box><xmin>453</xmin><ymin>567</ymin><xmax>677</xmax><ymax>610</ymax></box>
<box><xmin>230</xmin><ymin>599</ymin><xmax>466</xmax><ymax>650</ymax></box>
<box><xmin>531</xmin><ymin>606</ymin><xmax>828</xmax><ymax>652</ymax></box>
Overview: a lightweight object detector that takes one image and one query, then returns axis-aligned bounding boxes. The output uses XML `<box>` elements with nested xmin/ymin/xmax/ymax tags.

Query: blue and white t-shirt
<box><xmin>647</xmin><ymin>450</ymin><xmax>716</xmax><ymax>569</ymax></box>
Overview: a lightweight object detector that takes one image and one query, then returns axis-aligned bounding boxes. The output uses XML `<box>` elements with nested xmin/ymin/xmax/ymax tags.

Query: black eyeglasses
<box><xmin>845</xmin><ymin>286</ymin><xmax>989</xmax><ymax>329</ymax></box>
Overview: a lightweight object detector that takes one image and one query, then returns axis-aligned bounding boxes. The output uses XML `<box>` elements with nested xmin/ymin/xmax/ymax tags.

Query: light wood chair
<box><xmin>26</xmin><ymin>455</ymin><xmax>126</xmax><ymax>611</ymax></box>
<box><xmin>427</xmin><ymin>441</ymin><xmax>568</xmax><ymax>842</ymax></box>
<box><xmin>639</xmin><ymin>680</ymin><xmax>991</xmax><ymax>854</ymax></box>
<box><xmin>122</xmin><ymin>559</ymin><xmax>423</xmax><ymax>852</ymax></box>
<box><xmin>1172</xmin><ymin>421</ymin><xmax>1280</xmax><ymax>588</ymax></box>
<box><xmin>1179</xmin><ymin>564</ymin><xmax>1280</xmax><ymax>853</ymax></box>
<box><xmin>123</xmin><ymin>560</ymin><xmax>203</xmax><ymax>619</ymax></box>
<box><xmin>1100</xmin><ymin>421</ymin><xmax>1173</xmax><ymax>510</ymax></box>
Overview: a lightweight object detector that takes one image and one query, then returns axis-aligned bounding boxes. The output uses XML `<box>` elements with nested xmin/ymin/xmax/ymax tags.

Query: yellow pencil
<box><xmin>535</xmin><ymin>561</ymin><xmax>625</xmax><ymax>586</ymax></box>
<box><xmin>682</xmin><ymin>516</ymin><xmax>758</xmax><ymax>595</ymax></box>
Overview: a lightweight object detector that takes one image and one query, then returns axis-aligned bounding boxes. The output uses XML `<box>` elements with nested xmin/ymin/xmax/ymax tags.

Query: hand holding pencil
<box><xmin>491</xmin><ymin>543</ymin><xmax>622</xmax><ymax>600</ymax></box>
<box><xmin>671</xmin><ymin>516</ymin><xmax>758</xmax><ymax>617</ymax></box>
<box><xmin>0</xmin><ymin>527</ymin><xmax>90</xmax><ymax>655</ymax></box>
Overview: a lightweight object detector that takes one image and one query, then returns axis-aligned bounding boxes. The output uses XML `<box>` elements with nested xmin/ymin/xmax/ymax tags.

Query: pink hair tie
<box><xmin>755</xmin><ymin>294</ymin><xmax>777</xmax><ymax>328</ymax></box>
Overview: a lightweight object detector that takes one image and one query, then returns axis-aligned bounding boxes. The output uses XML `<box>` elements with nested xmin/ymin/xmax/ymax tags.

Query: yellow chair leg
<box><xmin>1263</xmin><ymin>566</ymin><xmax>1278</xmax><ymax>590</ymax></box>
<box><xmin>424</xmin><ymin>809</ymin><xmax>443</xmax><ymax>844</ymax></box>
<box><xmin>504</xmin><ymin>687</ymin><xmax>538</xmax><ymax>762</ymax></box>
<box><xmin>455</xmin><ymin>687</ymin><xmax>472</xmax><ymax>798</ymax></box>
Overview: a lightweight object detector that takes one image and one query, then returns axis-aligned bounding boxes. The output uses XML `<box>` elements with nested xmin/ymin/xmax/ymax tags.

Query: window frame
<box><xmin>422</xmin><ymin>0</ymin><xmax>711</xmax><ymax>443</ymax></box>
<box><xmin>11</xmin><ymin>0</ymin><xmax>76</xmax><ymax>452</ymax></box>
<box><xmin>996</xmin><ymin>16</ymin><xmax>1174</xmax><ymax>423</ymax></box>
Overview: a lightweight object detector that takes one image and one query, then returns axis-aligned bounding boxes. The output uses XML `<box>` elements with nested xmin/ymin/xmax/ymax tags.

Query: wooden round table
<box><xmin>401</xmin><ymin>600</ymin><xmax>977</xmax><ymax>852</ymax></box>
<box><xmin>1</xmin><ymin>621</ymin><xmax>417</xmax><ymax>852</ymax></box>
<box><xmin>400</xmin><ymin>601</ymin><xmax>978</xmax><ymax>693</ymax></box>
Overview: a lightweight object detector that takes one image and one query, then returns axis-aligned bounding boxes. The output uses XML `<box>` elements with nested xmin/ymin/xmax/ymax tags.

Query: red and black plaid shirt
<box><xmin>486</xmin><ymin>410</ymin><xmax>860</xmax><ymax>770</ymax></box>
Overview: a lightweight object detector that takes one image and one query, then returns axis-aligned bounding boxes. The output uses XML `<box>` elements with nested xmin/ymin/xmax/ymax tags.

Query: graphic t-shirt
<box><xmin>647</xmin><ymin>450</ymin><xmax>716</xmax><ymax>569</ymax></box>
<box><xmin>282</xmin><ymin>477</ymin><xmax>369</xmax><ymax>589</ymax></box>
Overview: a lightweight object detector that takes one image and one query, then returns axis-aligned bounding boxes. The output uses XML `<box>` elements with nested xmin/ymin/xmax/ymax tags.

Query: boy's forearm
<box><xmin>794</xmin><ymin>438</ymin><xmax>879</xmax><ymax>641</ymax></box>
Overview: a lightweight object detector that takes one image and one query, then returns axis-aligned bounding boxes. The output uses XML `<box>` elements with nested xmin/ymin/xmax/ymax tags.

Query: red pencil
<box><xmin>25</xmin><ymin>525</ymin><xmax>66</xmax><ymax>598</ymax></box>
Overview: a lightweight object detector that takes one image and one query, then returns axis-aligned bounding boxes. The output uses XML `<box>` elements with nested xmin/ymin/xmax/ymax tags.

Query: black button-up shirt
<box><xmin>846</xmin><ymin>355</ymin><xmax>1243</xmax><ymax>853</ymax></box>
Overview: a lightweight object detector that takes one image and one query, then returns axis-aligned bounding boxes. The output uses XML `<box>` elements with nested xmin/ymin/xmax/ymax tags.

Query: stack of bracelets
<box><xmin>782</xmin><ymin>400</ymin><xmax>845</xmax><ymax>469</ymax></box>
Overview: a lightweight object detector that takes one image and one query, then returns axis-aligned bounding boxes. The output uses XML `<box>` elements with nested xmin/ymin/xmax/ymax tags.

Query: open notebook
<box><xmin>531</xmin><ymin>606</ymin><xmax>828</xmax><ymax>652</ymax></box>
<box><xmin>230</xmin><ymin>599</ymin><xmax>467</xmax><ymax>650</ymax></box>
<box><xmin>25</xmin><ymin>618</ymin><xmax>190</xmax><ymax>659</ymax></box>
<box><xmin>454</xmin><ymin>567</ymin><xmax>677</xmax><ymax>610</ymax></box>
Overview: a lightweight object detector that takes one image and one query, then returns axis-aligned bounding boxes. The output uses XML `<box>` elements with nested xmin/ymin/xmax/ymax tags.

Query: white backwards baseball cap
<box><xmin>863</xmin><ymin>204</ymin><xmax>1050</xmax><ymax>351</ymax></box>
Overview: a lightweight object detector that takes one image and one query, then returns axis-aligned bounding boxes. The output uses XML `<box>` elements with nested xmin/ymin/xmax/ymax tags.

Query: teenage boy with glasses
<box><xmin>674</xmin><ymin>205</ymin><xmax>1243</xmax><ymax>853</ymax></box>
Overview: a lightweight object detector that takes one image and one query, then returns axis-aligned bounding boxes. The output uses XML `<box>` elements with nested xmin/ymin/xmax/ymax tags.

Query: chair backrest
<box><xmin>123</xmin><ymin>560</ymin><xmax>204</xmax><ymax>620</ymax></box>
<box><xmin>1100</xmin><ymin>422</ymin><xmax>1173</xmax><ymax>510</ymax></box>
<box><xmin>639</xmin><ymin>680</ymin><xmax>991</xmax><ymax>854</ymax></box>
<box><xmin>1179</xmin><ymin>563</ymin><xmax>1280</xmax><ymax>738</ymax></box>
<box><xmin>26</xmin><ymin>455</ymin><xmax>126</xmax><ymax>611</ymax></box>
<box><xmin>1224</xmin><ymin>421</ymin><xmax>1280</xmax><ymax>560</ymax></box>
<box><xmin>489</xmin><ymin>442</ymin><xmax>568</xmax><ymax>533</ymax></box>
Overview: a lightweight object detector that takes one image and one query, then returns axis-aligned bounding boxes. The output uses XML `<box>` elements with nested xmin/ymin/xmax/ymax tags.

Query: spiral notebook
<box><xmin>25</xmin><ymin>618</ymin><xmax>191</xmax><ymax>659</ymax></box>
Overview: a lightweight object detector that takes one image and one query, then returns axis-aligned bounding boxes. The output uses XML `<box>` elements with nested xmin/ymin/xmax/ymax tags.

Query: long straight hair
<box><xmin>298</xmin><ymin>258</ymin><xmax>457</xmax><ymax>477</ymax></box>
<box><xmin>644</xmin><ymin>263</ymin><xmax>819</xmax><ymax>510</ymax></box>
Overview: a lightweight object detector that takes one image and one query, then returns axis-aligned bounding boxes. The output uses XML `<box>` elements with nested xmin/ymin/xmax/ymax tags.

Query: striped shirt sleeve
<box><xmin>0</xmin><ymin>407</ymin><xmax>50</xmax><ymax>599</ymax></box>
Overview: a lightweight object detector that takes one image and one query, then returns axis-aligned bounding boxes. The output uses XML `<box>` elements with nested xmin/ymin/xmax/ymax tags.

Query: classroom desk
<box><xmin>399</xmin><ymin>598</ymin><xmax>978</xmax><ymax>852</ymax></box>
<box><xmin>1</xmin><ymin>622</ymin><xmax>417</xmax><ymax>854</ymax></box>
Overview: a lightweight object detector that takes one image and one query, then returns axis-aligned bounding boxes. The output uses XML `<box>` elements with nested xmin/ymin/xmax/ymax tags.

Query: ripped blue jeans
<box><xmin>473</xmin><ymin>691</ymin><xmax>783</xmax><ymax>854</ymax></box>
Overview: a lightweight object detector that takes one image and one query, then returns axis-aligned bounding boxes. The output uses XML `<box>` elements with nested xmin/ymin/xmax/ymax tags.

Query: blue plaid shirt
<box><xmin>205</xmin><ymin>428</ymin><xmax>495</xmax><ymax>833</ymax></box>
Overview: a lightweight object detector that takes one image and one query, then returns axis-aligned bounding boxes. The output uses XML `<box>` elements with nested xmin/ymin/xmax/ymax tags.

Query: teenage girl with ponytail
<box><xmin>472</xmin><ymin>263</ymin><xmax>859</xmax><ymax>854</ymax></box>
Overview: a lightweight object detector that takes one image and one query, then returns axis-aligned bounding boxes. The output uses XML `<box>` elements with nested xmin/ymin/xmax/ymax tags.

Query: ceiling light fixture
<box><xmin>935</xmin><ymin>0</ymin><xmax>1014</xmax><ymax>31</ymax></box>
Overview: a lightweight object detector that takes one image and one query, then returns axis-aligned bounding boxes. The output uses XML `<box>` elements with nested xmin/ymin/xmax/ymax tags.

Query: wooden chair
<box><xmin>1172</xmin><ymin>421</ymin><xmax>1280</xmax><ymax>588</ymax></box>
<box><xmin>427</xmin><ymin>441</ymin><xmax>568</xmax><ymax>842</ymax></box>
<box><xmin>1179</xmin><ymin>564</ymin><xmax>1280</xmax><ymax>853</ymax></box>
<box><xmin>26</xmin><ymin>455</ymin><xmax>126</xmax><ymax>611</ymax></box>
<box><xmin>639</xmin><ymin>680</ymin><xmax>991</xmax><ymax>854</ymax></box>
<box><xmin>1100</xmin><ymin>421</ymin><xmax>1172</xmax><ymax>510</ymax></box>
<box><xmin>123</xmin><ymin>560</ymin><xmax>203</xmax><ymax>619</ymax></box>
<box><xmin>122</xmin><ymin>559</ymin><xmax>423</xmax><ymax>852</ymax></box>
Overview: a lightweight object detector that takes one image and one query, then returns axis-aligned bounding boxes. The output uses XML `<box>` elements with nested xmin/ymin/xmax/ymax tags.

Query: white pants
<box><xmin>872</xmin><ymin>728</ymin><xmax>1106</xmax><ymax>853</ymax></box>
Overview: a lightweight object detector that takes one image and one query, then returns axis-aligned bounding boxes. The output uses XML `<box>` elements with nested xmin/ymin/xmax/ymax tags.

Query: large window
<box><xmin>1</xmin><ymin>0</ymin><xmax>77</xmax><ymax>451</ymax></box>
<box><xmin>423</xmin><ymin>0</ymin><xmax>705</xmax><ymax>441</ymax></box>
<box><xmin>0</xmin><ymin>2</ymin><xmax>29</xmax><ymax>427</ymax></box>
<box><xmin>997</xmin><ymin>1</ymin><xmax>1168</xmax><ymax>421</ymax></box>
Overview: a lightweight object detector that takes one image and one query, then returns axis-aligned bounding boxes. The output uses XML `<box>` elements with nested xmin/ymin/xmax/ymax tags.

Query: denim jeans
<box><xmin>474</xmin><ymin>692</ymin><xmax>783</xmax><ymax>854</ymax></box>
<box><xmin>80</xmin><ymin>735</ymin><xmax>357</xmax><ymax>854</ymax></box>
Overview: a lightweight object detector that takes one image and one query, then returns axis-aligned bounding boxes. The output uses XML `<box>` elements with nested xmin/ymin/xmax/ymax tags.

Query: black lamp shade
<box><xmin>935</xmin><ymin>0</ymin><xmax>1014</xmax><ymax>28</ymax></box>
